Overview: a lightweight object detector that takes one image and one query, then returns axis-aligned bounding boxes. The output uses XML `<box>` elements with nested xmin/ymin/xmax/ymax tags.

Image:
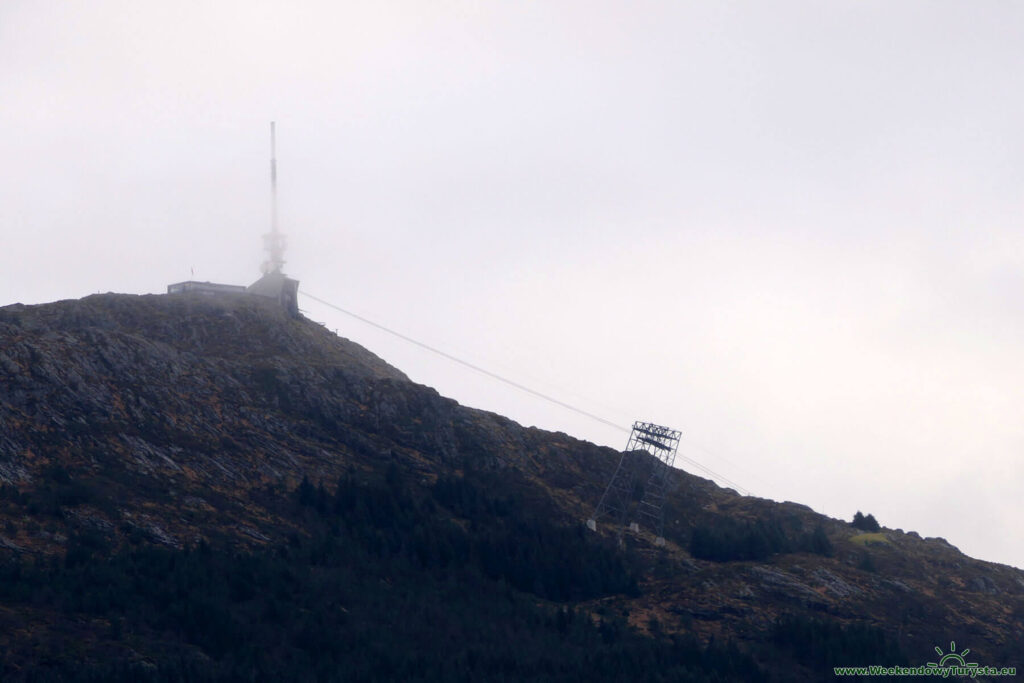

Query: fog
<box><xmin>2</xmin><ymin>1</ymin><xmax>1022</xmax><ymax>568</ymax></box>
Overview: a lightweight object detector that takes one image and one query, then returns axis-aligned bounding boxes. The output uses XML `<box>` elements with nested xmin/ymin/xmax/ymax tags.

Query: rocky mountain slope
<box><xmin>0</xmin><ymin>292</ymin><xmax>1021</xmax><ymax>680</ymax></box>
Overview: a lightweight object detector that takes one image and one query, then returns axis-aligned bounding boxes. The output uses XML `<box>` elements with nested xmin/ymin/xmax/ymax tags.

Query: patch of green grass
<box><xmin>849</xmin><ymin>532</ymin><xmax>890</xmax><ymax>547</ymax></box>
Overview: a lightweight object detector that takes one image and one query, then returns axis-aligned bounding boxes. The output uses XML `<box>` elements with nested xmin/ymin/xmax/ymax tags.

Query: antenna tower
<box><xmin>587</xmin><ymin>421</ymin><xmax>680</xmax><ymax>546</ymax></box>
<box><xmin>263</xmin><ymin>121</ymin><xmax>286</xmax><ymax>274</ymax></box>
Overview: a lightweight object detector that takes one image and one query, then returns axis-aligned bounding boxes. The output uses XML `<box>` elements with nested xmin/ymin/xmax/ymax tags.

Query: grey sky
<box><xmin>2</xmin><ymin>1</ymin><xmax>1023</xmax><ymax>569</ymax></box>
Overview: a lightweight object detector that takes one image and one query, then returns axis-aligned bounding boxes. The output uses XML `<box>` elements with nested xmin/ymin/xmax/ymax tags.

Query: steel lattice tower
<box><xmin>587</xmin><ymin>421</ymin><xmax>680</xmax><ymax>545</ymax></box>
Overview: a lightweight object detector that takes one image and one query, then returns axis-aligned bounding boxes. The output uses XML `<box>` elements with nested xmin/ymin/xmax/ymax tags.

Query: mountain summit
<box><xmin>0</xmin><ymin>293</ymin><xmax>1020</xmax><ymax>680</ymax></box>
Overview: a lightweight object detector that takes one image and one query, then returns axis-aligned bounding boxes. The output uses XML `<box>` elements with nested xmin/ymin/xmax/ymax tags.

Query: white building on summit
<box><xmin>166</xmin><ymin>272</ymin><xmax>299</xmax><ymax>318</ymax></box>
<box><xmin>246</xmin><ymin>270</ymin><xmax>299</xmax><ymax>317</ymax></box>
<box><xmin>167</xmin><ymin>122</ymin><xmax>300</xmax><ymax>317</ymax></box>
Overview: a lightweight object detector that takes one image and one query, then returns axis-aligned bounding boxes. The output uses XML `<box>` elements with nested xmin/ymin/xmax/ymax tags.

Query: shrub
<box><xmin>851</xmin><ymin>511</ymin><xmax>880</xmax><ymax>532</ymax></box>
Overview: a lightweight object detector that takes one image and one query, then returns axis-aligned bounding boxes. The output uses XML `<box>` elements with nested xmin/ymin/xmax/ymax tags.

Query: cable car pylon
<box><xmin>587</xmin><ymin>421</ymin><xmax>681</xmax><ymax>546</ymax></box>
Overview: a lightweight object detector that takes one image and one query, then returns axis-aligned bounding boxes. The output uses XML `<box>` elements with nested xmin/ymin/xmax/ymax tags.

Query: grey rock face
<box><xmin>0</xmin><ymin>293</ymin><xmax>622</xmax><ymax>547</ymax></box>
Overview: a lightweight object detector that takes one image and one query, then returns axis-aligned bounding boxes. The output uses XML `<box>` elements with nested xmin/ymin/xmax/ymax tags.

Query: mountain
<box><xmin>0</xmin><ymin>292</ymin><xmax>1021</xmax><ymax>681</ymax></box>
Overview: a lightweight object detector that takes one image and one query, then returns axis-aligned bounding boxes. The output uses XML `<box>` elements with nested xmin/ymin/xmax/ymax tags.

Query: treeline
<box><xmin>689</xmin><ymin>516</ymin><xmax>833</xmax><ymax>562</ymax></box>
<box><xmin>0</xmin><ymin>468</ymin><xmax>766</xmax><ymax>682</ymax></box>
<box><xmin>295</xmin><ymin>466</ymin><xmax>641</xmax><ymax>602</ymax></box>
<box><xmin>772</xmin><ymin>614</ymin><xmax>907</xmax><ymax>671</ymax></box>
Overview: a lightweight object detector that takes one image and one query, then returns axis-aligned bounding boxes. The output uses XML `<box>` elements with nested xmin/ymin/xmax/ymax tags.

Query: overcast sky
<box><xmin>2</xmin><ymin>1</ymin><xmax>1022</xmax><ymax>569</ymax></box>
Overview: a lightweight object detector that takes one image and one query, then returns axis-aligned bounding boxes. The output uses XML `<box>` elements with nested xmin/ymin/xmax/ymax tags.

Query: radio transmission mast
<box><xmin>587</xmin><ymin>421</ymin><xmax>681</xmax><ymax>546</ymax></box>
<box><xmin>246</xmin><ymin>122</ymin><xmax>300</xmax><ymax>317</ymax></box>
<box><xmin>263</xmin><ymin>121</ymin><xmax>286</xmax><ymax>274</ymax></box>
